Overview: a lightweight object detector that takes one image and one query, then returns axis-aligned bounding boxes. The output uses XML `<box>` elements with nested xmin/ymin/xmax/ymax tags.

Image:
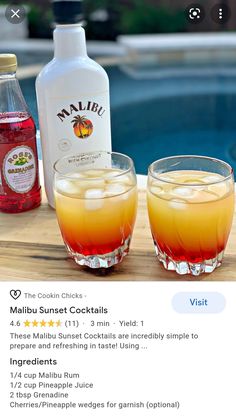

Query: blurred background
<box><xmin>0</xmin><ymin>0</ymin><xmax>236</xmax><ymax>174</ymax></box>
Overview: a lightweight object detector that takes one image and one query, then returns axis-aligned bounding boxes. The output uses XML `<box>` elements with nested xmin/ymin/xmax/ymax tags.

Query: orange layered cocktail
<box><xmin>54</xmin><ymin>152</ymin><xmax>137</xmax><ymax>268</ymax></box>
<box><xmin>147</xmin><ymin>156</ymin><xmax>234</xmax><ymax>276</ymax></box>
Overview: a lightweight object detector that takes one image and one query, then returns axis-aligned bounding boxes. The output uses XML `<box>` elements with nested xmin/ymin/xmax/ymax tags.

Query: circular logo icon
<box><xmin>211</xmin><ymin>4</ymin><xmax>231</xmax><ymax>24</ymax></box>
<box><xmin>72</xmin><ymin>115</ymin><xmax>94</xmax><ymax>139</ymax></box>
<box><xmin>185</xmin><ymin>4</ymin><xmax>205</xmax><ymax>24</ymax></box>
<box><xmin>5</xmin><ymin>4</ymin><xmax>26</xmax><ymax>24</ymax></box>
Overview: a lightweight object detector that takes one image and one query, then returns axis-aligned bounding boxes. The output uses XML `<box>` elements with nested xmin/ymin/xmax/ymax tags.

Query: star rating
<box><xmin>24</xmin><ymin>319</ymin><xmax>62</xmax><ymax>328</ymax></box>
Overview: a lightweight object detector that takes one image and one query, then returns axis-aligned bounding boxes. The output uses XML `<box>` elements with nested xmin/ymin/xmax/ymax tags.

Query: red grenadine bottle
<box><xmin>0</xmin><ymin>54</ymin><xmax>41</xmax><ymax>213</ymax></box>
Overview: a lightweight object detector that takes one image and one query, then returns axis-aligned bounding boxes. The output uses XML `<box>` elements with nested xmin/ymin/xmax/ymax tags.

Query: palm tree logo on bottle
<box><xmin>71</xmin><ymin>115</ymin><xmax>93</xmax><ymax>139</ymax></box>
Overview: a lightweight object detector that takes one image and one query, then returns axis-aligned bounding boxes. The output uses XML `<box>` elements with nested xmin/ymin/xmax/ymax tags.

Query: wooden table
<box><xmin>0</xmin><ymin>188</ymin><xmax>236</xmax><ymax>281</ymax></box>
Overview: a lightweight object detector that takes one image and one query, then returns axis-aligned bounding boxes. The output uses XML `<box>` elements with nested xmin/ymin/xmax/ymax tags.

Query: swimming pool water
<box><xmin>20</xmin><ymin>66</ymin><xmax>236</xmax><ymax>174</ymax></box>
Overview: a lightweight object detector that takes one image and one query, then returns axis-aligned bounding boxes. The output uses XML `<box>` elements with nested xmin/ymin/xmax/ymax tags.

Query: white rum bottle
<box><xmin>36</xmin><ymin>0</ymin><xmax>111</xmax><ymax>207</ymax></box>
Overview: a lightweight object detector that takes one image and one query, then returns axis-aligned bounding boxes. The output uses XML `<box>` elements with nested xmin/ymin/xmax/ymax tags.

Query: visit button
<box><xmin>172</xmin><ymin>292</ymin><xmax>226</xmax><ymax>314</ymax></box>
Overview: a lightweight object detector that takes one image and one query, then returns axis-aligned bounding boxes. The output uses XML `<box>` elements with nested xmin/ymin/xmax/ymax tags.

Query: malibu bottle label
<box><xmin>46</xmin><ymin>92</ymin><xmax>111</xmax><ymax>164</ymax></box>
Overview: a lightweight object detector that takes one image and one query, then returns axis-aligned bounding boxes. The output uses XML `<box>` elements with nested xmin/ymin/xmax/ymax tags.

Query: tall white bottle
<box><xmin>36</xmin><ymin>0</ymin><xmax>111</xmax><ymax>207</ymax></box>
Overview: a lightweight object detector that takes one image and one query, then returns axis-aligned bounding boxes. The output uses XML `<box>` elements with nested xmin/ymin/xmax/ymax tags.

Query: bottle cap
<box><xmin>0</xmin><ymin>54</ymin><xmax>17</xmax><ymax>73</ymax></box>
<box><xmin>52</xmin><ymin>0</ymin><xmax>84</xmax><ymax>25</ymax></box>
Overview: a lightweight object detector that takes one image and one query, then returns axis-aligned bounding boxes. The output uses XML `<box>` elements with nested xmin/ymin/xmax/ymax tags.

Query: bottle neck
<box><xmin>0</xmin><ymin>72</ymin><xmax>29</xmax><ymax>115</ymax></box>
<box><xmin>54</xmin><ymin>24</ymin><xmax>87</xmax><ymax>59</ymax></box>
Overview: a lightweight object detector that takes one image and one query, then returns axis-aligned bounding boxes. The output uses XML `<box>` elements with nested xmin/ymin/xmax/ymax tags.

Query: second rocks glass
<box><xmin>147</xmin><ymin>155</ymin><xmax>235</xmax><ymax>276</ymax></box>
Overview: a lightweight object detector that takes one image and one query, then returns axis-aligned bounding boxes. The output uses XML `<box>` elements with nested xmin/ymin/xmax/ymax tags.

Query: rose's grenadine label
<box><xmin>2</xmin><ymin>145</ymin><xmax>36</xmax><ymax>194</ymax></box>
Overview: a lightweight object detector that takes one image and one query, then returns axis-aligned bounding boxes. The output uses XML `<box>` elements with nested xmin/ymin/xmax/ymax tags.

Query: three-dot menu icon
<box><xmin>211</xmin><ymin>4</ymin><xmax>231</xmax><ymax>24</ymax></box>
<box><xmin>219</xmin><ymin>8</ymin><xmax>223</xmax><ymax>20</ymax></box>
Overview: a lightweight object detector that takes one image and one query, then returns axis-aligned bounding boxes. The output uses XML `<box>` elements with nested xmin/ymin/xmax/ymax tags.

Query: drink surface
<box><xmin>54</xmin><ymin>168</ymin><xmax>137</xmax><ymax>255</ymax></box>
<box><xmin>147</xmin><ymin>170</ymin><xmax>234</xmax><ymax>263</ymax></box>
<box><xmin>0</xmin><ymin>112</ymin><xmax>41</xmax><ymax>213</ymax></box>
